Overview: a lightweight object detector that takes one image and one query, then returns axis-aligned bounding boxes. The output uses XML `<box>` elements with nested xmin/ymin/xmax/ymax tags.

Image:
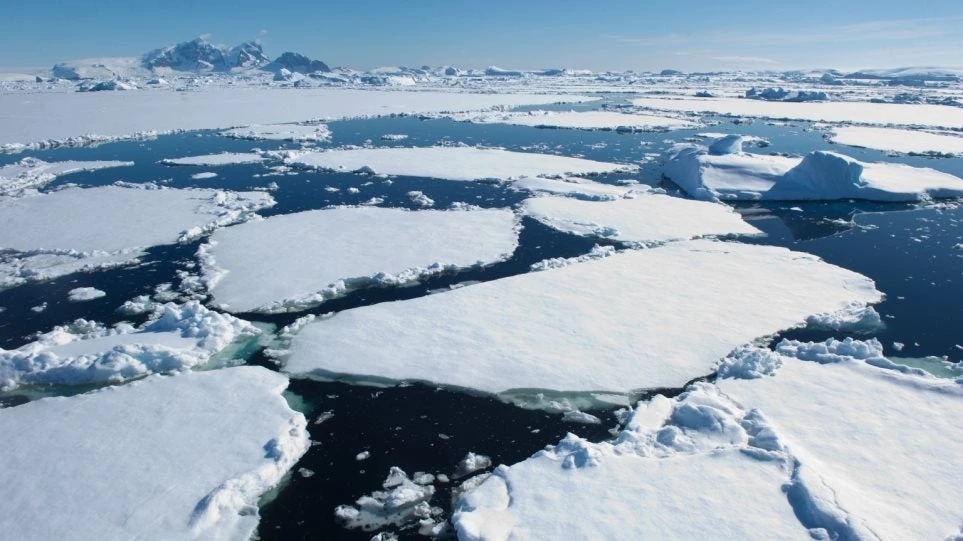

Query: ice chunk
<box><xmin>831</xmin><ymin>126</ymin><xmax>963</xmax><ymax>156</ymax></box>
<box><xmin>335</xmin><ymin>467</ymin><xmax>436</xmax><ymax>532</ymax></box>
<box><xmin>283</xmin><ymin>240</ymin><xmax>881</xmax><ymax>394</ymax></box>
<box><xmin>200</xmin><ymin>206</ymin><xmax>519</xmax><ymax>313</ymax></box>
<box><xmin>454</xmin><ymin>453</ymin><xmax>493</xmax><ymax>479</ymax></box>
<box><xmin>220</xmin><ymin>123</ymin><xmax>331</xmax><ymax>142</ymax></box>
<box><xmin>0</xmin><ymin>157</ymin><xmax>132</xmax><ymax>199</ymax></box>
<box><xmin>450</xmin><ymin>110</ymin><xmax>698</xmax><ymax>131</ymax></box>
<box><xmin>191</xmin><ymin>171</ymin><xmax>218</xmax><ymax>179</ymax></box>
<box><xmin>161</xmin><ymin>152</ymin><xmax>267</xmax><ymax>166</ymax></box>
<box><xmin>0</xmin><ymin>366</ymin><xmax>308</xmax><ymax>541</ymax></box>
<box><xmin>521</xmin><ymin>193</ymin><xmax>761</xmax><ymax>244</ymax></box>
<box><xmin>287</xmin><ymin>146</ymin><xmax>637</xmax><ymax>182</ymax></box>
<box><xmin>662</xmin><ymin>144</ymin><xmax>799</xmax><ymax>201</ymax></box>
<box><xmin>66</xmin><ymin>286</ymin><xmax>106</xmax><ymax>302</ymax></box>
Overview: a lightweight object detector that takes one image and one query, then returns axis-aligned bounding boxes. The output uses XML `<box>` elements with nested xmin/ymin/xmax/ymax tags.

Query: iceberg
<box><xmin>200</xmin><ymin>206</ymin><xmax>519</xmax><ymax>313</ymax></box>
<box><xmin>521</xmin><ymin>193</ymin><xmax>761</xmax><ymax>244</ymax></box>
<box><xmin>287</xmin><ymin>146</ymin><xmax>636</xmax><ymax>181</ymax></box>
<box><xmin>0</xmin><ymin>366</ymin><xmax>308</xmax><ymax>541</ymax></box>
<box><xmin>450</xmin><ymin>110</ymin><xmax>699</xmax><ymax>131</ymax></box>
<box><xmin>282</xmin><ymin>239</ymin><xmax>881</xmax><ymax>395</ymax></box>
<box><xmin>0</xmin><ymin>157</ymin><xmax>132</xmax><ymax>199</ymax></box>
<box><xmin>830</xmin><ymin>126</ymin><xmax>963</xmax><ymax>156</ymax></box>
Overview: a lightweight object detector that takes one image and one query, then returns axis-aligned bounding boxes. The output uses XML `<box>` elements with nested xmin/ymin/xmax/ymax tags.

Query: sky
<box><xmin>2</xmin><ymin>0</ymin><xmax>963</xmax><ymax>72</ymax></box>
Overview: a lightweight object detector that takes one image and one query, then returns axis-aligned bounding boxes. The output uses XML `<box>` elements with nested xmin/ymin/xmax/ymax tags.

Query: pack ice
<box><xmin>220</xmin><ymin>122</ymin><xmax>331</xmax><ymax>142</ymax></box>
<box><xmin>0</xmin><ymin>301</ymin><xmax>259</xmax><ymax>390</ymax></box>
<box><xmin>663</xmin><ymin>135</ymin><xmax>963</xmax><ymax>201</ymax></box>
<box><xmin>287</xmin><ymin>146</ymin><xmax>637</xmax><ymax>181</ymax></box>
<box><xmin>283</xmin><ymin>239</ymin><xmax>881</xmax><ymax>394</ymax></box>
<box><xmin>0</xmin><ymin>157</ymin><xmax>132</xmax><ymax>199</ymax></box>
<box><xmin>0</xmin><ymin>185</ymin><xmax>273</xmax><ymax>289</ymax></box>
<box><xmin>200</xmin><ymin>206</ymin><xmax>519</xmax><ymax>313</ymax></box>
<box><xmin>521</xmin><ymin>192</ymin><xmax>761</xmax><ymax>244</ymax></box>
<box><xmin>0</xmin><ymin>366</ymin><xmax>308</xmax><ymax>541</ymax></box>
<box><xmin>449</xmin><ymin>110</ymin><xmax>698</xmax><ymax>131</ymax></box>
<box><xmin>830</xmin><ymin>126</ymin><xmax>963</xmax><ymax>156</ymax></box>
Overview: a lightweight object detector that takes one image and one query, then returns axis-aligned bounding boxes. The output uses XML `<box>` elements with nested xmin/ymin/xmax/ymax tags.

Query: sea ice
<box><xmin>0</xmin><ymin>366</ymin><xmax>308</xmax><ymax>541</ymax></box>
<box><xmin>0</xmin><ymin>157</ymin><xmax>132</xmax><ymax>199</ymax></box>
<box><xmin>0</xmin><ymin>301</ymin><xmax>260</xmax><ymax>390</ymax></box>
<box><xmin>450</xmin><ymin>110</ymin><xmax>698</xmax><ymax>131</ymax></box>
<box><xmin>220</xmin><ymin>123</ymin><xmax>331</xmax><ymax>142</ymax></box>
<box><xmin>200</xmin><ymin>206</ymin><xmax>519</xmax><ymax>313</ymax></box>
<box><xmin>521</xmin><ymin>193</ymin><xmax>761</xmax><ymax>244</ymax></box>
<box><xmin>510</xmin><ymin>176</ymin><xmax>639</xmax><ymax>201</ymax></box>
<box><xmin>283</xmin><ymin>239</ymin><xmax>881</xmax><ymax>394</ymax></box>
<box><xmin>830</xmin><ymin>126</ymin><xmax>963</xmax><ymax>156</ymax></box>
<box><xmin>66</xmin><ymin>286</ymin><xmax>106</xmax><ymax>302</ymax></box>
<box><xmin>161</xmin><ymin>152</ymin><xmax>268</xmax><ymax>166</ymax></box>
<box><xmin>286</xmin><ymin>146</ymin><xmax>637</xmax><ymax>182</ymax></box>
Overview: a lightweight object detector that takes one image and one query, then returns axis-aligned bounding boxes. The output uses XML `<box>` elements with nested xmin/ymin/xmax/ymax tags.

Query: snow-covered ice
<box><xmin>66</xmin><ymin>286</ymin><xmax>106</xmax><ymax>302</ymax></box>
<box><xmin>521</xmin><ymin>193</ymin><xmax>761</xmax><ymax>244</ymax></box>
<box><xmin>200</xmin><ymin>206</ymin><xmax>519</xmax><ymax>313</ymax></box>
<box><xmin>830</xmin><ymin>126</ymin><xmax>963</xmax><ymax>156</ymax></box>
<box><xmin>0</xmin><ymin>157</ymin><xmax>132</xmax><ymax>198</ymax></box>
<box><xmin>287</xmin><ymin>146</ymin><xmax>637</xmax><ymax>181</ymax></box>
<box><xmin>220</xmin><ymin>123</ymin><xmax>331</xmax><ymax>142</ymax></box>
<box><xmin>0</xmin><ymin>301</ymin><xmax>260</xmax><ymax>390</ymax></box>
<box><xmin>191</xmin><ymin>171</ymin><xmax>219</xmax><ymax>179</ymax></box>
<box><xmin>161</xmin><ymin>152</ymin><xmax>267</xmax><ymax>166</ymax></box>
<box><xmin>510</xmin><ymin>176</ymin><xmax>638</xmax><ymax>201</ymax></box>
<box><xmin>335</xmin><ymin>467</ymin><xmax>438</xmax><ymax>532</ymax></box>
<box><xmin>451</xmin><ymin>110</ymin><xmax>698</xmax><ymax>131</ymax></box>
<box><xmin>283</xmin><ymin>239</ymin><xmax>881</xmax><ymax>394</ymax></box>
<box><xmin>662</xmin><ymin>139</ymin><xmax>798</xmax><ymax>201</ymax></box>
<box><xmin>0</xmin><ymin>366</ymin><xmax>307</xmax><ymax>541</ymax></box>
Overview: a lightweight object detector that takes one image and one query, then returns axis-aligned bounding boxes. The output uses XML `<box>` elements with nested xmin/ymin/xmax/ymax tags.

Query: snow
<box><xmin>220</xmin><ymin>123</ymin><xmax>331</xmax><ymax>142</ymax></box>
<box><xmin>161</xmin><ymin>152</ymin><xmax>267</xmax><ymax>166</ymax></box>
<box><xmin>0</xmin><ymin>301</ymin><xmax>260</xmax><ymax>390</ymax></box>
<box><xmin>633</xmin><ymin>97</ymin><xmax>963</xmax><ymax>129</ymax></box>
<box><xmin>663</xmin><ymin>142</ymin><xmax>963</xmax><ymax>201</ymax></box>
<box><xmin>0</xmin><ymin>185</ymin><xmax>273</xmax><ymax>289</ymax></box>
<box><xmin>0</xmin><ymin>157</ymin><xmax>132</xmax><ymax>199</ymax></box>
<box><xmin>510</xmin><ymin>176</ymin><xmax>639</xmax><ymax>201</ymax></box>
<box><xmin>521</xmin><ymin>193</ymin><xmax>761</xmax><ymax>244</ymax></box>
<box><xmin>0</xmin><ymin>88</ymin><xmax>597</xmax><ymax>152</ymax></box>
<box><xmin>283</xmin><ymin>239</ymin><xmax>881</xmax><ymax>394</ymax></box>
<box><xmin>718</xmin><ymin>344</ymin><xmax>963</xmax><ymax>540</ymax></box>
<box><xmin>66</xmin><ymin>286</ymin><xmax>106</xmax><ymax>302</ymax></box>
<box><xmin>200</xmin><ymin>206</ymin><xmax>519</xmax><ymax>313</ymax></box>
<box><xmin>287</xmin><ymin>146</ymin><xmax>636</xmax><ymax>181</ymax></box>
<box><xmin>450</xmin><ymin>110</ymin><xmax>699</xmax><ymax>131</ymax></box>
<box><xmin>830</xmin><ymin>126</ymin><xmax>963</xmax><ymax>156</ymax></box>
<box><xmin>0</xmin><ymin>366</ymin><xmax>308</xmax><ymax>541</ymax></box>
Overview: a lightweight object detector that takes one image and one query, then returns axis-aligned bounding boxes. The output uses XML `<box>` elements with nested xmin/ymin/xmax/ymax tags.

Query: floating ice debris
<box><xmin>406</xmin><ymin>190</ymin><xmax>435</xmax><ymax>207</ymax></box>
<box><xmin>161</xmin><ymin>152</ymin><xmax>267</xmax><ymax>166</ymax></box>
<box><xmin>0</xmin><ymin>157</ymin><xmax>133</xmax><ymax>199</ymax></box>
<box><xmin>381</xmin><ymin>134</ymin><xmax>409</xmax><ymax>141</ymax></box>
<box><xmin>356</xmin><ymin>451</ymin><xmax>372</xmax><ymax>461</ymax></box>
<box><xmin>284</xmin><ymin>240</ymin><xmax>881</xmax><ymax>395</ymax></box>
<box><xmin>561</xmin><ymin>410</ymin><xmax>602</xmax><ymax>424</ymax></box>
<box><xmin>0</xmin><ymin>366</ymin><xmax>308</xmax><ymax>541</ymax></box>
<box><xmin>335</xmin><ymin>467</ymin><xmax>437</xmax><ymax>532</ymax></box>
<box><xmin>449</xmin><ymin>110</ymin><xmax>699</xmax><ymax>131</ymax></box>
<box><xmin>0</xmin><ymin>185</ymin><xmax>273</xmax><ymax>289</ymax></box>
<box><xmin>66</xmin><ymin>286</ymin><xmax>106</xmax><ymax>302</ymax></box>
<box><xmin>521</xmin><ymin>193</ymin><xmax>761</xmax><ymax>244</ymax></box>
<box><xmin>201</xmin><ymin>206</ymin><xmax>519</xmax><ymax>313</ymax></box>
<box><xmin>221</xmin><ymin>123</ymin><xmax>331</xmax><ymax>142</ymax></box>
<box><xmin>287</xmin><ymin>146</ymin><xmax>637</xmax><ymax>182</ymax></box>
<box><xmin>191</xmin><ymin>171</ymin><xmax>218</xmax><ymax>179</ymax></box>
<box><xmin>830</xmin><ymin>126</ymin><xmax>963</xmax><ymax>156</ymax></box>
<box><xmin>663</xmin><ymin>141</ymin><xmax>963</xmax><ymax>201</ymax></box>
<box><xmin>454</xmin><ymin>453</ymin><xmax>493</xmax><ymax>479</ymax></box>
<box><xmin>510</xmin><ymin>176</ymin><xmax>639</xmax><ymax>201</ymax></box>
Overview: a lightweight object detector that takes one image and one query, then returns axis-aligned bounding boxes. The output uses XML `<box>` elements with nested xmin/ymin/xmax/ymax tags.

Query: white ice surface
<box><xmin>287</xmin><ymin>146</ymin><xmax>637</xmax><ymax>181</ymax></box>
<box><xmin>451</xmin><ymin>110</ymin><xmax>698</xmax><ymax>131</ymax></box>
<box><xmin>510</xmin><ymin>177</ymin><xmax>638</xmax><ymax>201</ymax></box>
<box><xmin>66</xmin><ymin>286</ymin><xmax>106</xmax><ymax>302</ymax></box>
<box><xmin>220</xmin><ymin>123</ymin><xmax>331</xmax><ymax>142</ymax></box>
<box><xmin>0</xmin><ymin>366</ymin><xmax>308</xmax><ymax>541</ymax></box>
<box><xmin>830</xmin><ymin>126</ymin><xmax>963</xmax><ymax>156</ymax></box>
<box><xmin>0</xmin><ymin>88</ymin><xmax>596</xmax><ymax>151</ymax></box>
<box><xmin>283</xmin><ymin>240</ymin><xmax>881</xmax><ymax>394</ymax></box>
<box><xmin>633</xmin><ymin>97</ymin><xmax>963</xmax><ymax>129</ymax></box>
<box><xmin>0</xmin><ymin>157</ymin><xmax>132</xmax><ymax>198</ymax></box>
<box><xmin>719</xmin><ymin>346</ymin><xmax>963</xmax><ymax>540</ymax></box>
<box><xmin>161</xmin><ymin>152</ymin><xmax>267</xmax><ymax>166</ymax></box>
<box><xmin>521</xmin><ymin>193</ymin><xmax>760</xmax><ymax>244</ymax></box>
<box><xmin>201</xmin><ymin>206</ymin><xmax>519</xmax><ymax>313</ymax></box>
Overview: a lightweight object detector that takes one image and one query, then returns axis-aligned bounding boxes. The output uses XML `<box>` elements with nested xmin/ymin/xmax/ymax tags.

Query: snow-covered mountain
<box><xmin>143</xmin><ymin>38</ymin><xmax>270</xmax><ymax>72</ymax></box>
<box><xmin>263</xmin><ymin>52</ymin><xmax>330</xmax><ymax>74</ymax></box>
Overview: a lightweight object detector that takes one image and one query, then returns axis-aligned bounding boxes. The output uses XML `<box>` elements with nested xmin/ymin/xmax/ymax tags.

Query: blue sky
<box><xmin>2</xmin><ymin>0</ymin><xmax>962</xmax><ymax>71</ymax></box>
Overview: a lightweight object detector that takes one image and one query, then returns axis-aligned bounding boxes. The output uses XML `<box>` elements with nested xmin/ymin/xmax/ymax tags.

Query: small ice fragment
<box><xmin>356</xmin><ymin>451</ymin><xmax>371</xmax><ymax>461</ymax></box>
<box><xmin>893</xmin><ymin>342</ymin><xmax>905</xmax><ymax>351</ymax></box>
<box><xmin>191</xmin><ymin>172</ymin><xmax>218</xmax><ymax>180</ymax></box>
<box><xmin>67</xmin><ymin>287</ymin><xmax>106</xmax><ymax>302</ymax></box>
<box><xmin>562</xmin><ymin>410</ymin><xmax>603</xmax><ymax>424</ymax></box>
<box><xmin>453</xmin><ymin>452</ymin><xmax>492</xmax><ymax>479</ymax></box>
<box><xmin>298</xmin><ymin>468</ymin><xmax>315</xmax><ymax>478</ymax></box>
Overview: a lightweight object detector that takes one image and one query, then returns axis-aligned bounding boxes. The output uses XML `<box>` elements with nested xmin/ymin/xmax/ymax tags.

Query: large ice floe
<box><xmin>0</xmin><ymin>185</ymin><xmax>273</xmax><ymax>290</ymax></box>
<box><xmin>0</xmin><ymin>366</ymin><xmax>308</xmax><ymax>541</ymax></box>
<box><xmin>0</xmin><ymin>301</ymin><xmax>259</xmax><ymax>390</ymax></box>
<box><xmin>830</xmin><ymin>126</ymin><xmax>963</xmax><ymax>156</ymax></box>
<box><xmin>509</xmin><ymin>176</ymin><xmax>640</xmax><ymax>201</ymax></box>
<box><xmin>449</xmin><ymin>110</ymin><xmax>699</xmax><ymax>131</ymax></box>
<box><xmin>662</xmin><ymin>135</ymin><xmax>963</xmax><ymax>201</ymax></box>
<box><xmin>200</xmin><ymin>206</ymin><xmax>519</xmax><ymax>313</ymax></box>
<box><xmin>282</xmin><ymin>239</ymin><xmax>881</xmax><ymax>395</ymax></box>
<box><xmin>160</xmin><ymin>152</ymin><xmax>268</xmax><ymax>166</ymax></box>
<box><xmin>521</xmin><ymin>192</ymin><xmax>761</xmax><ymax>244</ymax></box>
<box><xmin>286</xmin><ymin>146</ymin><xmax>637</xmax><ymax>181</ymax></box>
<box><xmin>0</xmin><ymin>157</ymin><xmax>132</xmax><ymax>199</ymax></box>
<box><xmin>220</xmin><ymin>122</ymin><xmax>331</xmax><ymax>142</ymax></box>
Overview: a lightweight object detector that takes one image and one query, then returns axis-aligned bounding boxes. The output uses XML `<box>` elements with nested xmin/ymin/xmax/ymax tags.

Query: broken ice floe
<box><xmin>335</xmin><ymin>466</ymin><xmax>439</xmax><ymax>532</ymax></box>
<box><xmin>509</xmin><ymin>176</ymin><xmax>641</xmax><ymax>201</ymax></box>
<box><xmin>160</xmin><ymin>152</ymin><xmax>268</xmax><ymax>166</ymax></box>
<box><xmin>283</xmin><ymin>239</ymin><xmax>881</xmax><ymax>395</ymax></box>
<box><xmin>521</xmin><ymin>193</ymin><xmax>761</xmax><ymax>244</ymax></box>
<box><xmin>663</xmin><ymin>136</ymin><xmax>963</xmax><ymax>201</ymax></box>
<box><xmin>220</xmin><ymin>123</ymin><xmax>331</xmax><ymax>142</ymax></box>
<box><xmin>830</xmin><ymin>126</ymin><xmax>963</xmax><ymax>157</ymax></box>
<box><xmin>200</xmin><ymin>206</ymin><xmax>519</xmax><ymax>313</ymax></box>
<box><xmin>0</xmin><ymin>185</ymin><xmax>273</xmax><ymax>290</ymax></box>
<box><xmin>286</xmin><ymin>146</ymin><xmax>637</xmax><ymax>181</ymax></box>
<box><xmin>66</xmin><ymin>286</ymin><xmax>106</xmax><ymax>302</ymax></box>
<box><xmin>449</xmin><ymin>110</ymin><xmax>699</xmax><ymax>131</ymax></box>
<box><xmin>0</xmin><ymin>300</ymin><xmax>260</xmax><ymax>391</ymax></box>
<box><xmin>0</xmin><ymin>157</ymin><xmax>132</xmax><ymax>199</ymax></box>
<box><xmin>0</xmin><ymin>366</ymin><xmax>307</xmax><ymax>540</ymax></box>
